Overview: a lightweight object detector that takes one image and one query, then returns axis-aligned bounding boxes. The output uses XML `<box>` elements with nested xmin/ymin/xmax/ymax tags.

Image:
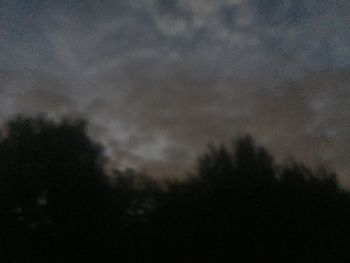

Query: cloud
<box><xmin>0</xmin><ymin>67</ymin><xmax>349</xmax><ymax>184</ymax></box>
<box><xmin>79</xmin><ymin>68</ymin><xmax>350</xmax><ymax>182</ymax></box>
<box><xmin>0</xmin><ymin>0</ymin><xmax>349</xmax><ymax>183</ymax></box>
<box><xmin>2</xmin><ymin>0</ymin><xmax>348</xmax><ymax>83</ymax></box>
<box><xmin>0</xmin><ymin>70</ymin><xmax>77</xmax><ymax>118</ymax></box>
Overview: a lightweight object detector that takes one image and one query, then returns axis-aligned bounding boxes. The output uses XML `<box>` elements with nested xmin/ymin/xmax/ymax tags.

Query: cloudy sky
<box><xmin>0</xmin><ymin>0</ymin><xmax>349</xmax><ymax>183</ymax></box>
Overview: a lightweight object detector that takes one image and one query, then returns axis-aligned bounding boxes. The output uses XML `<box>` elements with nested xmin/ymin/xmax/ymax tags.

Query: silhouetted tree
<box><xmin>1</xmin><ymin>115</ymin><xmax>350</xmax><ymax>263</ymax></box>
<box><xmin>143</xmin><ymin>136</ymin><xmax>350</xmax><ymax>263</ymax></box>
<box><xmin>0</xmin><ymin>116</ymin><xmax>114</xmax><ymax>262</ymax></box>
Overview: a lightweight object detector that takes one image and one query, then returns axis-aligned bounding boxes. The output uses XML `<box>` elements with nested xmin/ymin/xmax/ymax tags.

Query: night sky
<box><xmin>0</xmin><ymin>0</ymin><xmax>349</xmax><ymax>183</ymax></box>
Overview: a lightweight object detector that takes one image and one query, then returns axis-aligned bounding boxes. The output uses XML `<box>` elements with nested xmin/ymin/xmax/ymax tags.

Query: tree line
<box><xmin>0</xmin><ymin>115</ymin><xmax>349</xmax><ymax>262</ymax></box>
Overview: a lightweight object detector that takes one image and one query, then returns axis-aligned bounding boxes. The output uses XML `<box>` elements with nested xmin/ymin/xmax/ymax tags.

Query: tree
<box><xmin>1</xmin><ymin>115</ymin><xmax>350</xmax><ymax>263</ymax></box>
<box><xmin>0</xmin><ymin>115</ymin><xmax>112</xmax><ymax>262</ymax></box>
<box><xmin>144</xmin><ymin>136</ymin><xmax>350</xmax><ymax>263</ymax></box>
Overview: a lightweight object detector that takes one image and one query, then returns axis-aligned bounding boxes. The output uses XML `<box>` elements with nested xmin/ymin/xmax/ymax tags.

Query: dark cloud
<box><xmin>0</xmin><ymin>1</ymin><xmax>349</xmax><ymax>183</ymax></box>
<box><xmin>254</xmin><ymin>0</ymin><xmax>306</xmax><ymax>25</ymax></box>
<box><xmin>78</xmin><ymin>69</ymin><xmax>349</xmax><ymax>182</ymax></box>
<box><xmin>2</xmin><ymin>0</ymin><xmax>349</xmax><ymax>75</ymax></box>
<box><xmin>0</xmin><ymin>70</ymin><xmax>72</xmax><ymax>112</ymax></box>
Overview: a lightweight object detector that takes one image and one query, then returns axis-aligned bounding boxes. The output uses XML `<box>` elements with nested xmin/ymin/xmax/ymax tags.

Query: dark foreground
<box><xmin>1</xmin><ymin>116</ymin><xmax>350</xmax><ymax>263</ymax></box>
